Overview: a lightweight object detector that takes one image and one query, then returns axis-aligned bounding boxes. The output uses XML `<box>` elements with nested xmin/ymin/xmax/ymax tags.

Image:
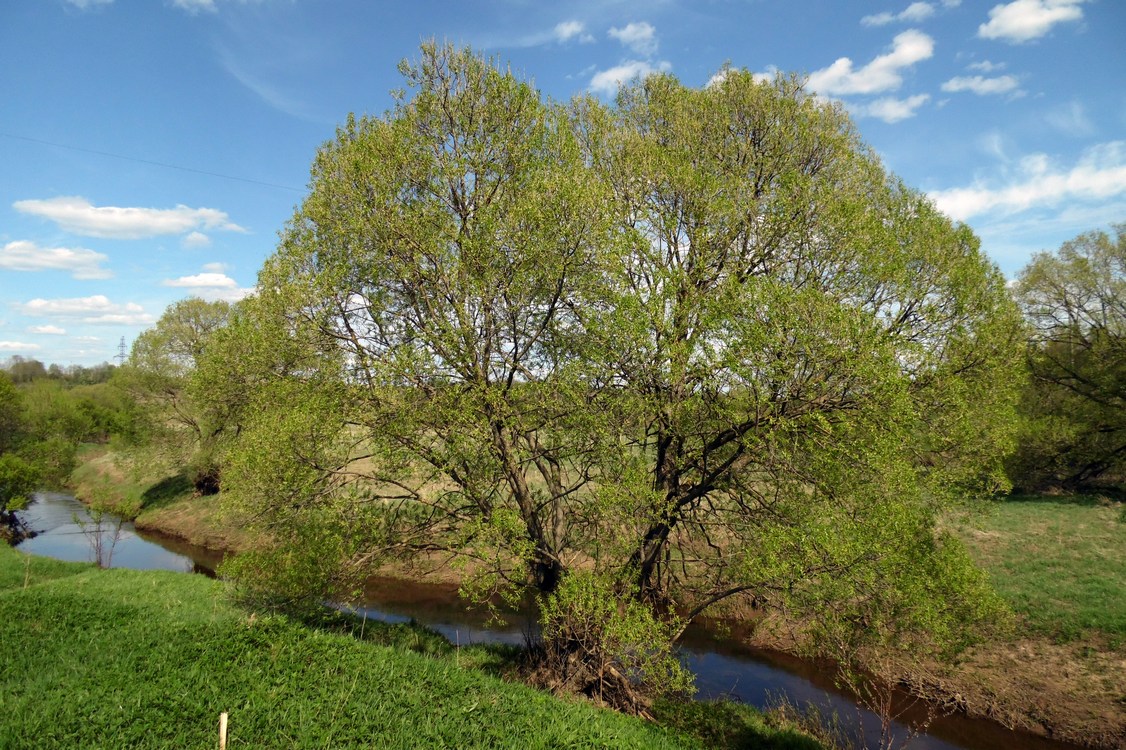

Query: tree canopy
<box><xmin>1010</xmin><ymin>225</ymin><xmax>1125</xmax><ymax>491</ymax></box>
<box><xmin>215</xmin><ymin>44</ymin><xmax>1022</xmax><ymax>703</ymax></box>
<box><xmin>120</xmin><ymin>296</ymin><xmax>233</xmax><ymax>494</ymax></box>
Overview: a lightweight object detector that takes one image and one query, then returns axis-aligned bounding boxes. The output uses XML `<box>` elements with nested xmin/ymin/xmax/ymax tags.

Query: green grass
<box><xmin>0</xmin><ymin>546</ymin><xmax>820</xmax><ymax>749</ymax></box>
<box><xmin>956</xmin><ymin>494</ymin><xmax>1126</xmax><ymax>645</ymax></box>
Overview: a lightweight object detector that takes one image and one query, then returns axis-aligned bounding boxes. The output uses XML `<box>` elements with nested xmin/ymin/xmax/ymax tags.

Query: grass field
<box><xmin>956</xmin><ymin>494</ymin><xmax>1126</xmax><ymax>646</ymax></box>
<box><xmin>0</xmin><ymin>545</ymin><xmax>820</xmax><ymax>749</ymax></box>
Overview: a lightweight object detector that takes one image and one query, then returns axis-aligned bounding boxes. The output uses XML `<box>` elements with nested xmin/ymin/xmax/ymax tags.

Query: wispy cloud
<box><xmin>65</xmin><ymin>0</ymin><xmax>113</xmax><ymax>8</ymax></box>
<box><xmin>807</xmin><ymin>30</ymin><xmax>934</xmax><ymax>96</ymax></box>
<box><xmin>978</xmin><ymin>0</ymin><xmax>1086</xmax><ymax>43</ymax></box>
<box><xmin>967</xmin><ymin>60</ymin><xmax>1006</xmax><ymax>72</ymax></box>
<box><xmin>1044</xmin><ymin>101</ymin><xmax>1094</xmax><ymax>136</ymax></box>
<box><xmin>941</xmin><ymin>74</ymin><xmax>1021</xmax><ymax>95</ymax></box>
<box><xmin>172</xmin><ymin>0</ymin><xmax>217</xmax><ymax>13</ymax></box>
<box><xmin>861</xmin><ymin>2</ymin><xmax>936</xmax><ymax>27</ymax></box>
<box><xmin>929</xmin><ymin>141</ymin><xmax>1126</xmax><ymax>221</ymax></box>
<box><xmin>608</xmin><ymin>22</ymin><xmax>658</xmax><ymax>56</ymax></box>
<box><xmin>13</xmin><ymin>196</ymin><xmax>245</xmax><ymax>240</ymax></box>
<box><xmin>0</xmin><ymin>241</ymin><xmax>112</xmax><ymax>279</ymax></box>
<box><xmin>590</xmin><ymin>60</ymin><xmax>672</xmax><ymax>96</ymax></box>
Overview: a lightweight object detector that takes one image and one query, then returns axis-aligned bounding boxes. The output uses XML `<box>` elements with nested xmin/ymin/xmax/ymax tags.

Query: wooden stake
<box><xmin>219</xmin><ymin>711</ymin><xmax>228</xmax><ymax>750</ymax></box>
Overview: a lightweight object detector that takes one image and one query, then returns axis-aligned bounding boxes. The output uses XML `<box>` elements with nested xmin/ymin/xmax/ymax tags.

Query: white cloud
<box><xmin>941</xmin><ymin>74</ymin><xmax>1021</xmax><ymax>95</ymax></box>
<box><xmin>706</xmin><ymin>69</ymin><xmax>729</xmax><ymax>88</ymax></box>
<box><xmin>554</xmin><ymin>20</ymin><xmax>594</xmax><ymax>44</ymax></box>
<box><xmin>163</xmin><ymin>272</ymin><xmax>255</xmax><ymax>302</ymax></box>
<box><xmin>202</xmin><ymin>261</ymin><xmax>229</xmax><ymax>273</ymax></box>
<box><xmin>967</xmin><ymin>60</ymin><xmax>1005</xmax><ymax>72</ymax></box>
<box><xmin>707</xmin><ymin>67</ymin><xmax>776</xmax><ymax>89</ymax></box>
<box><xmin>861</xmin><ymin>3</ymin><xmax>936</xmax><ymax>26</ymax></box>
<box><xmin>590</xmin><ymin>60</ymin><xmax>672</xmax><ymax>96</ymax></box>
<box><xmin>17</xmin><ymin>295</ymin><xmax>155</xmax><ymax>326</ymax></box>
<box><xmin>0</xmin><ymin>342</ymin><xmax>41</xmax><ymax>352</ymax></box>
<box><xmin>978</xmin><ymin>0</ymin><xmax>1085</xmax><ymax>43</ymax></box>
<box><xmin>13</xmin><ymin>196</ymin><xmax>245</xmax><ymax>239</ymax></box>
<box><xmin>807</xmin><ymin>30</ymin><xmax>934</xmax><ymax>96</ymax></box>
<box><xmin>66</xmin><ymin>0</ymin><xmax>113</xmax><ymax>8</ymax></box>
<box><xmin>182</xmin><ymin>231</ymin><xmax>212</xmax><ymax>248</ymax></box>
<box><xmin>608</xmin><ymin>22</ymin><xmax>658</xmax><ymax>56</ymax></box>
<box><xmin>853</xmin><ymin>94</ymin><xmax>931</xmax><ymax>123</ymax></box>
<box><xmin>929</xmin><ymin>141</ymin><xmax>1126</xmax><ymax>221</ymax></box>
<box><xmin>748</xmin><ymin>66</ymin><xmax>780</xmax><ymax>86</ymax></box>
<box><xmin>0</xmin><ymin>241</ymin><xmax>112</xmax><ymax>279</ymax></box>
<box><xmin>28</xmin><ymin>325</ymin><xmax>66</xmax><ymax>336</ymax></box>
<box><xmin>163</xmin><ymin>272</ymin><xmax>239</xmax><ymax>289</ymax></box>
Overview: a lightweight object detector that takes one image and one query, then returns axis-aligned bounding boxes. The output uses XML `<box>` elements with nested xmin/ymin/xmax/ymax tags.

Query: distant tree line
<box><xmin>1</xmin><ymin>356</ymin><xmax>117</xmax><ymax>386</ymax></box>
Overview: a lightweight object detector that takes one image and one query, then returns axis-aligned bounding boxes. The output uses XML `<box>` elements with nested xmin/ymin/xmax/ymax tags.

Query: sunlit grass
<box><xmin>0</xmin><ymin>545</ymin><xmax>823</xmax><ymax>749</ymax></box>
<box><xmin>956</xmin><ymin>495</ymin><xmax>1126</xmax><ymax>645</ymax></box>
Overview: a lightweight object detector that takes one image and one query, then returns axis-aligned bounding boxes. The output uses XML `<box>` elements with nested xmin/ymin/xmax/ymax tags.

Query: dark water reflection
<box><xmin>16</xmin><ymin>492</ymin><xmax>1081</xmax><ymax>750</ymax></box>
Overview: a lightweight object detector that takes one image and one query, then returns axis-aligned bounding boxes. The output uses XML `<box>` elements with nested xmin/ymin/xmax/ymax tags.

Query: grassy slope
<box><xmin>0</xmin><ymin>546</ymin><xmax>819</xmax><ymax>750</ymax></box>
<box><xmin>68</xmin><ymin>444</ymin><xmax>243</xmax><ymax>551</ymax></box>
<box><xmin>956</xmin><ymin>495</ymin><xmax>1126</xmax><ymax>645</ymax></box>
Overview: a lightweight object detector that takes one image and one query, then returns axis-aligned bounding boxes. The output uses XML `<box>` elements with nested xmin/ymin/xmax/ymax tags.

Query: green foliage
<box><xmin>1010</xmin><ymin>225</ymin><xmax>1126</xmax><ymax>491</ymax></box>
<box><xmin>0</xmin><ymin>373</ymin><xmax>21</xmax><ymax>454</ymax></box>
<box><xmin>539</xmin><ymin>571</ymin><xmax>694</xmax><ymax>704</ymax></box>
<box><xmin>120</xmin><ymin>296</ymin><xmax>233</xmax><ymax>494</ymax></box>
<box><xmin>0</xmin><ymin>453</ymin><xmax>40</xmax><ymax>514</ymax></box>
<box><xmin>218</xmin><ymin>43</ymin><xmax>1024</xmax><ymax>703</ymax></box>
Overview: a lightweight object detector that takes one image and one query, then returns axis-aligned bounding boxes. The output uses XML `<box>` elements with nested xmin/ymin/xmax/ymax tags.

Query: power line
<box><xmin>0</xmin><ymin>131</ymin><xmax>304</xmax><ymax>193</ymax></box>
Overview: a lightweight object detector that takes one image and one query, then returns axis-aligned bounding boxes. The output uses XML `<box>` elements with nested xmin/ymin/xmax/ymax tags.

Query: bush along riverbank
<box><xmin>64</xmin><ymin>446</ymin><xmax>1126</xmax><ymax>749</ymax></box>
<box><xmin>0</xmin><ymin>544</ymin><xmax>827</xmax><ymax>750</ymax></box>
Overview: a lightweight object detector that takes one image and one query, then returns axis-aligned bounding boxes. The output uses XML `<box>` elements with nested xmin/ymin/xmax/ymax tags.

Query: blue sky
<box><xmin>2</xmin><ymin>0</ymin><xmax>1123</xmax><ymax>366</ymax></box>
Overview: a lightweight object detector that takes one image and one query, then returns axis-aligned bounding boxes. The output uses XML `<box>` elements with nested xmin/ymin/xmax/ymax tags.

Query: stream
<box><xmin>14</xmin><ymin>492</ymin><xmax>1080</xmax><ymax>750</ymax></box>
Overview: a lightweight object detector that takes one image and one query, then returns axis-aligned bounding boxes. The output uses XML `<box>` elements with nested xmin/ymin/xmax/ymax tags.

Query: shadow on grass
<box><xmin>652</xmin><ymin>699</ymin><xmax>825</xmax><ymax>750</ymax></box>
<box><xmin>1004</xmin><ymin>490</ymin><xmax>1124</xmax><ymax>507</ymax></box>
<box><xmin>140</xmin><ymin>473</ymin><xmax>194</xmax><ymax>511</ymax></box>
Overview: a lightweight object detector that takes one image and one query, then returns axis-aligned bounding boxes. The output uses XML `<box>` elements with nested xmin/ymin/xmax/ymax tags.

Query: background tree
<box><xmin>120</xmin><ymin>296</ymin><xmax>232</xmax><ymax>493</ymax></box>
<box><xmin>0</xmin><ymin>373</ymin><xmax>40</xmax><ymax>541</ymax></box>
<box><xmin>1009</xmin><ymin>225</ymin><xmax>1125</xmax><ymax>491</ymax></box>
<box><xmin>220</xmin><ymin>46</ymin><xmax>1021</xmax><ymax>707</ymax></box>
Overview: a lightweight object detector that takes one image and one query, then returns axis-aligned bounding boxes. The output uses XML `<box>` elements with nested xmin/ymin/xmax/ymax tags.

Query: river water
<box><xmin>14</xmin><ymin>492</ymin><xmax>1080</xmax><ymax>750</ymax></box>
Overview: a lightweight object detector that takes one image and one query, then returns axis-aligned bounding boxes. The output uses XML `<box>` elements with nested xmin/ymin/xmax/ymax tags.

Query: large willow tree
<box><xmin>220</xmin><ymin>44</ymin><xmax>1022</xmax><ymax>703</ymax></box>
